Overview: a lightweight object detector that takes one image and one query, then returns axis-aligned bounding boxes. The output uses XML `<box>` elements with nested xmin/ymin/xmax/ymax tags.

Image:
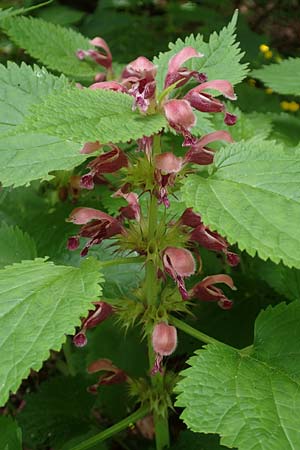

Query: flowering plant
<box><xmin>0</xmin><ymin>5</ymin><xmax>300</xmax><ymax>450</ymax></box>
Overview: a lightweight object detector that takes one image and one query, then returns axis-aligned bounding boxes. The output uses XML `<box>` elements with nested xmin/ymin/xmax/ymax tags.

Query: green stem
<box><xmin>70</xmin><ymin>406</ymin><xmax>149</xmax><ymax>450</ymax></box>
<box><xmin>101</xmin><ymin>256</ymin><xmax>145</xmax><ymax>268</ymax></box>
<box><xmin>144</xmin><ymin>133</ymin><xmax>170</xmax><ymax>450</ymax></box>
<box><xmin>170</xmin><ymin>317</ymin><xmax>222</xmax><ymax>346</ymax></box>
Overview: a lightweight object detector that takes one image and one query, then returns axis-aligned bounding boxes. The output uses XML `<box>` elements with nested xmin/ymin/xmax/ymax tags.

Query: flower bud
<box><xmin>151</xmin><ymin>323</ymin><xmax>177</xmax><ymax>375</ymax></box>
<box><xmin>163</xmin><ymin>247</ymin><xmax>196</xmax><ymax>299</ymax></box>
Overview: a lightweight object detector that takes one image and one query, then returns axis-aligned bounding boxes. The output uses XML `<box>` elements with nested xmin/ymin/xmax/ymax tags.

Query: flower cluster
<box><xmin>70</xmin><ymin>37</ymin><xmax>240</xmax><ymax>377</ymax></box>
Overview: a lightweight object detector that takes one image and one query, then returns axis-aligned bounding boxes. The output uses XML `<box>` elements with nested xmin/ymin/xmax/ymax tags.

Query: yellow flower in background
<box><xmin>265</xmin><ymin>88</ymin><xmax>273</xmax><ymax>94</ymax></box>
<box><xmin>248</xmin><ymin>78</ymin><xmax>256</xmax><ymax>87</ymax></box>
<box><xmin>259</xmin><ymin>44</ymin><xmax>269</xmax><ymax>53</ymax></box>
<box><xmin>280</xmin><ymin>101</ymin><xmax>300</xmax><ymax>112</ymax></box>
<box><xmin>264</xmin><ymin>50</ymin><xmax>273</xmax><ymax>59</ymax></box>
<box><xmin>289</xmin><ymin>101</ymin><xmax>299</xmax><ymax>112</ymax></box>
<box><xmin>280</xmin><ymin>101</ymin><xmax>290</xmax><ymax>111</ymax></box>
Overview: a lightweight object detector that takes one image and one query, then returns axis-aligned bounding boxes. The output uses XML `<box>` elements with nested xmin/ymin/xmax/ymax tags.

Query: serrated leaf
<box><xmin>18</xmin><ymin>376</ymin><xmax>95</xmax><ymax>448</ymax></box>
<box><xmin>252</xmin><ymin>58</ymin><xmax>300</xmax><ymax>96</ymax></box>
<box><xmin>0</xmin><ymin>416</ymin><xmax>22</xmax><ymax>450</ymax></box>
<box><xmin>1</xmin><ymin>16</ymin><xmax>98</xmax><ymax>80</ymax></box>
<box><xmin>181</xmin><ymin>138</ymin><xmax>300</xmax><ymax>268</ymax></box>
<box><xmin>154</xmin><ymin>11</ymin><xmax>248</xmax><ymax>93</ymax></box>
<box><xmin>0</xmin><ymin>223</ymin><xmax>37</xmax><ymax>268</ymax></box>
<box><xmin>254</xmin><ymin>258</ymin><xmax>300</xmax><ymax>302</ymax></box>
<box><xmin>0</xmin><ymin>62</ymin><xmax>87</xmax><ymax>187</ymax></box>
<box><xmin>176</xmin><ymin>302</ymin><xmax>300</xmax><ymax>450</ymax></box>
<box><xmin>0</xmin><ymin>257</ymin><xmax>103</xmax><ymax>406</ymax></box>
<box><xmin>21</xmin><ymin>87</ymin><xmax>167</xmax><ymax>143</ymax></box>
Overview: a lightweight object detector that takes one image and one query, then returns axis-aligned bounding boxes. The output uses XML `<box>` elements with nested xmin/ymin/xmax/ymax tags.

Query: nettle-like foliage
<box><xmin>0</xmin><ymin>7</ymin><xmax>300</xmax><ymax>450</ymax></box>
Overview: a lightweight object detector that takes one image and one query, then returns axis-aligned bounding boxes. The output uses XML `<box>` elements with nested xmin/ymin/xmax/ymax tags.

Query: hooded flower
<box><xmin>190</xmin><ymin>274</ymin><xmax>236</xmax><ymax>309</ymax></box>
<box><xmin>122</xmin><ymin>56</ymin><xmax>157</xmax><ymax>112</ymax></box>
<box><xmin>163</xmin><ymin>99</ymin><xmax>197</xmax><ymax>146</ymax></box>
<box><xmin>154</xmin><ymin>152</ymin><xmax>183</xmax><ymax>207</ymax></box>
<box><xmin>80</xmin><ymin>145</ymin><xmax>128</xmax><ymax>190</ymax></box>
<box><xmin>76</xmin><ymin>36</ymin><xmax>112</xmax><ymax>71</ymax></box>
<box><xmin>73</xmin><ymin>301</ymin><xmax>113</xmax><ymax>347</ymax></box>
<box><xmin>67</xmin><ymin>207</ymin><xmax>125</xmax><ymax>256</ymax></box>
<box><xmin>151</xmin><ymin>322</ymin><xmax>177</xmax><ymax>375</ymax></box>
<box><xmin>190</xmin><ymin>223</ymin><xmax>240</xmax><ymax>266</ymax></box>
<box><xmin>113</xmin><ymin>188</ymin><xmax>141</xmax><ymax>222</ymax></box>
<box><xmin>87</xmin><ymin>358</ymin><xmax>128</xmax><ymax>393</ymax></box>
<box><xmin>164</xmin><ymin>46</ymin><xmax>206</xmax><ymax>89</ymax></box>
<box><xmin>184</xmin><ymin>130</ymin><xmax>234</xmax><ymax>165</ymax></box>
<box><xmin>163</xmin><ymin>247</ymin><xmax>196</xmax><ymax>299</ymax></box>
<box><xmin>184</xmin><ymin>80</ymin><xmax>237</xmax><ymax>125</ymax></box>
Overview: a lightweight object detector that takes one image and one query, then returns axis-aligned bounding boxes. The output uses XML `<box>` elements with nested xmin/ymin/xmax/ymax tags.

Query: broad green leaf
<box><xmin>0</xmin><ymin>223</ymin><xmax>37</xmax><ymax>268</ymax></box>
<box><xmin>252</xmin><ymin>58</ymin><xmax>300</xmax><ymax>96</ymax></box>
<box><xmin>19</xmin><ymin>376</ymin><xmax>95</xmax><ymax>448</ymax></box>
<box><xmin>181</xmin><ymin>138</ymin><xmax>300</xmax><ymax>268</ymax></box>
<box><xmin>36</xmin><ymin>4</ymin><xmax>85</xmax><ymax>26</ymax></box>
<box><xmin>0</xmin><ymin>257</ymin><xmax>103</xmax><ymax>406</ymax></box>
<box><xmin>154</xmin><ymin>11</ymin><xmax>248</xmax><ymax>93</ymax></box>
<box><xmin>1</xmin><ymin>16</ymin><xmax>98</xmax><ymax>80</ymax></box>
<box><xmin>254</xmin><ymin>258</ymin><xmax>300</xmax><ymax>302</ymax></box>
<box><xmin>0</xmin><ymin>416</ymin><xmax>22</xmax><ymax>450</ymax></box>
<box><xmin>0</xmin><ymin>62</ymin><xmax>86</xmax><ymax>187</ymax></box>
<box><xmin>21</xmin><ymin>88</ymin><xmax>167</xmax><ymax>143</ymax></box>
<box><xmin>176</xmin><ymin>302</ymin><xmax>300</xmax><ymax>450</ymax></box>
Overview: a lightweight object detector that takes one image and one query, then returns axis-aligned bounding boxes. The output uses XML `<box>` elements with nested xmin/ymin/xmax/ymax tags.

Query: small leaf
<box><xmin>181</xmin><ymin>138</ymin><xmax>300</xmax><ymax>268</ymax></box>
<box><xmin>1</xmin><ymin>16</ymin><xmax>99</xmax><ymax>80</ymax></box>
<box><xmin>0</xmin><ymin>223</ymin><xmax>37</xmax><ymax>268</ymax></box>
<box><xmin>0</xmin><ymin>416</ymin><xmax>22</xmax><ymax>450</ymax></box>
<box><xmin>154</xmin><ymin>11</ymin><xmax>248</xmax><ymax>93</ymax></box>
<box><xmin>21</xmin><ymin>87</ymin><xmax>167</xmax><ymax>144</ymax></box>
<box><xmin>252</xmin><ymin>58</ymin><xmax>300</xmax><ymax>96</ymax></box>
<box><xmin>0</xmin><ymin>62</ymin><xmax>87</xmax><ymax>187</ymax></box>
<box><xmin>176</xmin><ymin>302</ymin><xmax>300</xmax><ymax>450</ymax></box>
<box><xmin>0</xmin><ymin>257</ymin><xmax>103</xmax><ymax>406</ymax></box>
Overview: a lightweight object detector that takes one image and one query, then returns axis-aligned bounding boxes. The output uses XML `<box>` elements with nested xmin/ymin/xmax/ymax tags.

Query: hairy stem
<box><xmin>170</xmin><ymin>316</ymin><xmax>222</xmax><ymax>345</ymax></box>
<box><xmin>144</xmin><ymin>133</ymin><xmax>170</xmax><ymax>450</ymax></box>
<box><xmin>70</xmin><ymin>406</ymin><xmax>149</xmax><ymax>450</ymax></box>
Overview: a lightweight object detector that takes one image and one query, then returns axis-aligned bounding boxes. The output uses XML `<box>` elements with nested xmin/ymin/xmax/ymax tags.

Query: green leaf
<box><xmin>18</xmin><ymin>376</ymin><xmax>95</xmax><ymax>448</ymax></box>
<box><xmin>0</xmin><ymin>257</ymin><xmax>103</xmax><ymax>406</ymax></box>
<box><xmin>0</xmin><ymin>223</ymin><xmax>37</xmax><ymax>268</ymax></box>
<box><xmin>21</xmin><ymin>87</ymin><xmax>167</xmax><ymax>144</ymax></box>
<box><xmin>154</xmin><ymin>11</ymin><xmax>248</xmax><ymax>93</ymax></box>
<box><xmin>254</xmin><ymin>258</ymin><xmax>300</xmax><ymax>302</ymax></box>
<box><xmin>0</xmin><ymin>416</ymin><xmax>22</xmax><ymax>450</ymax></box>
<box><xmin>176</xmin><ymin>302</ymin><xmax>300</xmax><ymax>450</ymax></box>
<box><xmin>252</xmin><ymin>58</ymin><xmax>300</xmax><ymax>96</ymax></box>
<box><xmin>0</xmin><ymin>62</ymin><xmax>87</xmax><ymax>187</ymax></box>
<box><xmin>1</xmin><ymin>16</ymin><xmax>98</xmax><ymax>80</ymax></box>
<box><xmin>181</xmin><ymin>138</ymin><xmax>300</xmax><ymax>268</ymax></box>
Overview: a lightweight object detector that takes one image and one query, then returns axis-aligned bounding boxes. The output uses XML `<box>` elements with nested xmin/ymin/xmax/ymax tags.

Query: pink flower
<box><xmin>76</xmin><ymin>36</ymin><xmax>112</xmax><ymax>71</ymax></box>
<box><xmin>184</xmin><ymin>80</ymin><xmax>237</xmax><ymax>125</ymax></box>
<box><xmin>67</xmin><ymin>207</ymin><xmax>125</xmax><ymax>256</ymax></box>
<box><xmin>180</xmin><ymin>208</ymin><xmax>202</xmax><ymax>228</ymax></box>
<box><xmin>73</xmin><ymin>302</ymin><xmax>113</xmax><ymax>347</ymax></box>
<box><xmin>113</xmin><ymin>189</ymin><xmax>141</xmax><ymax>222</ymax></box>
<box><xmin>164</xmin><ymin>99</ymin><xmax>197</xmax><ymax>146</ymax></box>
<box><xmin>80</xmin><ymin>141</ymin><xmax>101</xmax><ymax>155</ymax></box>
<box><xmin>190</xmin><ymin>223</ymin><xmax>239</xmax><ymax>266</ymax></box>
<box><xmin>154</xmin><ymin>153</ymin><xmax>183</xmax><ymax>207</ymax></box>
<box><xmin>80</xmin><ymin>145</ymin><xmax>128</xmax><ymax>190</ymax></box>
<box><xmin>190</xmin><ymin>274</ymin><xmax>236</xmax><ymax>309</ymax></box>
<box><xmin>122</xmin><ymin>57</ymin><xmax>157</xmax><ymax>112</ymax></box>
<box><xmin>136</xmin><ymin>135</ymin><xmax>153</xmax><ymax>160</ymax></box>
<box><xmin>163</xmin><ymin>247</ymin><xmax>196</xmax><ymax>299</ymax></box>
<box><xmin>151</xmin><ymin>323</ymin><xmax>177</xmax><ymax>375</ymax></box>
<box><xmin>87</xmin><ymin>359</ymin><xmax>128</xmax><ymax>393</ymax></box>
<box><xmin>164</xmin><ymin>46</ymin><xmax>206</xmax><ymax>89</ymax></box>
<box><xmin>89</xmin><ymin>80</ymin><xmax>127</xmax><ymax>93</ymax></box>
<box><xmin>184</xmin><ymin>130</ymin><xmax>233</xmax><ymax>165</ymax></box>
